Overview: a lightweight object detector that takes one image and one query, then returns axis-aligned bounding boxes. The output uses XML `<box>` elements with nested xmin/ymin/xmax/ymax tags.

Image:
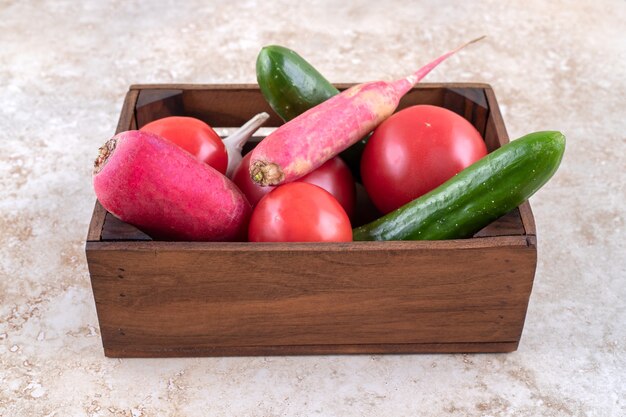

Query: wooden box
<box><xmin>85</xmin><ymin>83</ymin><xmax>537</xmax><ymax>357</ymax></box>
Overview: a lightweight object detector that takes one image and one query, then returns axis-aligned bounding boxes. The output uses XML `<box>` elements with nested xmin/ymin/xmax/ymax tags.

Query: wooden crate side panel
<box><xmin>132</xmin><ymin>85</ymin><xmax>459</xmax><ymax>128</ymax></box>
<box><xmin>135</xmin><ymin>89</ymin><xmax>184</xmax><ymax>128</ymax></box>
<box><xmin>104</xmin><ymin>341</ymin><xmax>519</xmax><ymax>358</ymax></box>
<box><xmin>396</xmin><ymin>87</ymin><xmax>446</xmax><ymax>112</ymax></box>
<box><xmin>87</xmin><ymin>201</ymin><xmax>109</xmax><ymax>242</ymax></box>
<box><xmin>443</xmin><ymin>88</ymin><xmax>489</xmax><ymax>137</ymax></box>
<box><xmin>518</xmin><ymin>202</ymin><xmax>537</xmax><ymax>236</ymax></box>
<box><xmin>483</xmin><ymin>86</ymin><xmax>509</xmax><ymax>151</ymax></box>
<box><xmin>101</xmin><ymin>214</ymin><xmax>151</xmax><ymax>241</ymax></box>
<box><xmin>116</xmin><ymin>89</ymin><xmax>139</xmax><ymax>133</ymax></box>
<box><xmin>473</xmin><ymin>209</ymin><xmax>524</xmax><ymax>237</ymax></box>
<box><xmin>87</xmin><ymin>245</ymin><xmax>536</xmax><ymax>354</ymax></box>
<box><xmin>183</xmin><ymin>88</ymin><xmax>282</xmax><ymax>127</ymax></box>
<box><xmin>100</xmin><ymin>207</ymin><xmax>525</xmax><ymax>242</ymax></box>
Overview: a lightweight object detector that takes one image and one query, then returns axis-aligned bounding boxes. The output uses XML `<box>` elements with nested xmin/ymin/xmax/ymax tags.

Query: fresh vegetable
<box><xmin>140</xmin><ymin>116</ymin><xmax>228</xmax><ymax>174</ymax></box>
<box><xmin>140</xmin><ymin>113</ymin><xmax>268</xmax><ymax>177</ymax></box>
<box><xmin>255</xmin><ymin>45</ymin><xmax>367</xmax><ymax>178</ymax></box>
<box><xmin>248</xmin><ymin>182</ymin><xmax>352</xmax><ymax>242</ymax></box>
<box><xmin>256</xmin><ymin>45</ymin><xmax>369</xmax><ymax>179</ymax></box>
<box><xmin>249</xmin><ymin>36</ymin><xmax>484</xmax><ymax>186</ymax></box>
<box><xmin>353</xmin><ymin>131</ymin><xmax>565</xmax><ymax>241</ymax></box>
<box><xmin>256</xmin><ymin>45</ymin><xmax>337</xmax><ymax>122</ymax></box>
<box><xmin>361</xmin><ymin>105</ymin><xmax>487</xmax><ymax>214</ymax></box>
<box><xmin>93</xmin><ymin>130</ymin><xmax>251</xmax><ymax>241</ymax></box>
<box><xmin>233</xmin><ymin>152</ymin><xmax>356</xmax><ymax>217</ymax></box>
<box><xmin>222</xmin><ymin>112</ymin><xmax>269</xmax><ymax>177</ymax></box>
<box><xmin>296</xmin><ymin>156</ymin><xmax>355</xmax><ymax>219</ymax></box>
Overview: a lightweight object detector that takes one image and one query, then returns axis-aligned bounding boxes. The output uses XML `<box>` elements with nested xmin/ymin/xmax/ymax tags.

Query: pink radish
<box><xmin>93</xmin><ymin>130</ymin><xmax>251</xmax><ymax>241</ymax></box>
<box><xmin>250</xmin><ymin>36</ymin><xmax>484</xmax><ymax>186</ymax></box>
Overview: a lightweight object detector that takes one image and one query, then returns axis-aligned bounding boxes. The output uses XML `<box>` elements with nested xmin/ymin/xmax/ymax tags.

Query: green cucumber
<box><xmin>256</xmin><ymin>45</ymin><xmax>337</xmax><ymax>121</ymax></box>
<box><xmin>256</xmin><ymin>45</ymin><xmax>368</xmax><ymax>179</ymax></box>
<box><xmin>352</xmin><ymin>131</ymin><xmax>565</xmax><ymax>241</ymax></box>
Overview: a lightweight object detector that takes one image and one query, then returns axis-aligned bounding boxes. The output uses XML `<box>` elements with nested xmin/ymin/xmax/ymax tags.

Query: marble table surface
<box><xmin>1</xmin><ymin>1</ymin><xmax>624</xmax><ymax>416</ymax></box>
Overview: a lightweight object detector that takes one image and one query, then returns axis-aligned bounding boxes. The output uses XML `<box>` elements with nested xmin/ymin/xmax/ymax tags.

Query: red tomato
<box><xmin>233</xmin><ymin>153</ymin><xmax>356</xmax><ymax>218</ymax></box>
<box><xmin>299</xmin><ymin>157</ymin><xmax>356</xmax><ymax>219</ymax></box>
<box><xmin>140</xmin><ymin>116</ymin><xmax>228</xmax><ymax>174</ymax></box>
<box><xmin>248</xmin><ymin>182</ymin><xmax>352</xmax><ymax>242</ymax></box>
<box><xmin>361</xmin><ymin>105</ymin><xmax>487</xmax><ymax>214</ymax></box>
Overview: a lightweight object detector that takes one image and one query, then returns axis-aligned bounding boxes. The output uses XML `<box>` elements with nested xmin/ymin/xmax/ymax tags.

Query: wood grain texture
<box><xmin>483</xmin><ymin>85</ymin><xmax>509</xmax><ymax>150</ymax></box>
<box><xmin>103</xmin><ymin>341</ymin><xmax>519</xmax><ymax>358</ymax></box>
<box><xmin>443</xmin><ymin>88</ymin><xmax>489</xmax><ymax>137</ymax></box>
<box><xmin>473</xmin><ymin>209</ymin><xmax>524</xmax><ymax>237</ymax></box>
<box><xmin>88</xmin><ymin>235</ymin><xmax>531</xmax><ymax>252</ymax></box>
<box><xmin>86</xmin><ymin>239</ymin><xmax>536</xmax><ymax>356</ymax></box>
<box><xmin>100</xmin><ymin>207</ymin><xmax>525</xmax><ymax>242</ymax></box>
<box><xmin>115</xmin><ymin>89</ymin><xmax>139</xmax><ymax>133</ymax></box>
<box><xmin>135</xmin><ymin>89</ymin><xmax>184</xmax><ymax>128</ymax></box>
<box><xmin>86</xmin><ymin>201</ymin><xmax>108</xmax><ymax>242</ymax></box>
<box><xmin>129</xmin><ymin>83</ymin><xmax>491</xmax><ymax>128</ymax></box>
<box><xmin>101</xmin><ymin>214</ymin><xmax>151</xmax><ymax>241</ymax></box>
<box><xmin>518</xmin><ymin>202</ymin><xmax>537</xmax><ymax>236</ymax></box>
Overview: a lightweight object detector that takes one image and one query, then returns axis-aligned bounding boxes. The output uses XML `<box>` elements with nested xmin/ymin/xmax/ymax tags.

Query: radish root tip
<box><xmin>94</xmin><ymin>137</ymin><xmax>118</xmax><ymax>175</ymax></box>
<box><xmin>250</xmin><ymin>160</ymin><xmax>285</xmax><ymax>186</ymax></box>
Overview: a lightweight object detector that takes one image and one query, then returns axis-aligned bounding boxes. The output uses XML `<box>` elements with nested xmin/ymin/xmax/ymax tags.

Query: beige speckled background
<box><xmin>1</xmin><ymin>0</ymin><xmax>625</xmax><ymax>416</ymax></box>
